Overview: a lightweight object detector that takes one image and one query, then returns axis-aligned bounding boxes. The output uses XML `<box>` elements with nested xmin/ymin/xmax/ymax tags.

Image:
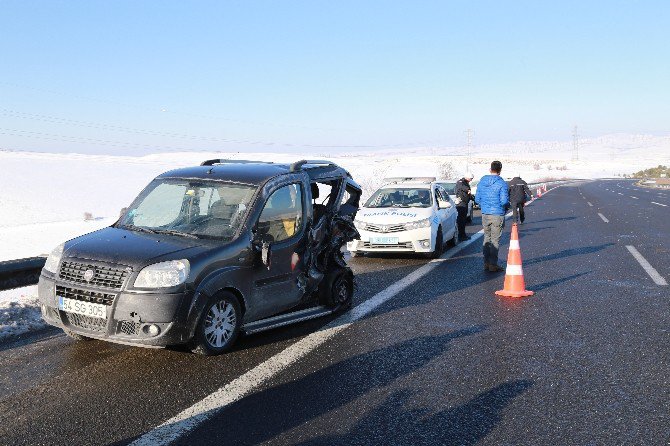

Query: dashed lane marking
<box><xmin>587</xmin><ymin>202</ymin><xmax>593</xmax><ymax>207</ymax></box>
<box><xmin>651</xmin><ymin>202</ymin><xmax>667</xmax><ymax>207</ymax></box>
<box><xmin>626</xmin><ymin>246</ymin><xmax>668</xmax><ymax>286</ymax></box>
<box><xmin>598</xmin><ymin>213</ymin><xmax>609</xmax><ymax>223</ymax></box>
<box><xmin>128</xmin><ymin>186</ymin><xmax>564</xmax><ymax>445</ymax></box>
<box><xmin>630</xmin><ymin>196</ymin><xmax>638</xmax><ymax>199</ymax></box>
<box><xmin>617</xmin><ymin>192</ymin><xmax>624</xmax><ymax>195</ymax></box>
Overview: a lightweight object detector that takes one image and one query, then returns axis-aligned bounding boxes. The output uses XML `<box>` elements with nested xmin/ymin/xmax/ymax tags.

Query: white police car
<box><xmin>347</xmin><ymin>177</ymin><xmax>458</xmax><ymax>258</ymax></box>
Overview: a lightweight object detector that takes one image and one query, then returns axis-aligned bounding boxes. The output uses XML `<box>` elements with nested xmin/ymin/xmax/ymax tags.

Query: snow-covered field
<box><xmin>1</xmin><ymin>133</ymin><xmax>668</xmax><ymax>339</ymax></box>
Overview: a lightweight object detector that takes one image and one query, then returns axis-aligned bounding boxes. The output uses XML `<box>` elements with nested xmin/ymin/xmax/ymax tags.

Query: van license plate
<box><xmin>58</xmin><ymin>296</ymin><xmax>107</xmax><ymax>320</ymax></box>
<box><xmin>370</xmin><ymin>236</ymin><xmax>399</xmax><ymax>244</ymax></box>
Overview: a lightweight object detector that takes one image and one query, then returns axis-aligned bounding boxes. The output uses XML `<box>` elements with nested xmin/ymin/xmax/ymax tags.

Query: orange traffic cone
<box><xmin>537</xmin><ymin>187</ymin><xmax>542</xmax><ymax>198</ymax></box>
<box><xmin>495</xmin><ymin>223</ymin><xmax>534</xmax><ymax>298</ymax></box>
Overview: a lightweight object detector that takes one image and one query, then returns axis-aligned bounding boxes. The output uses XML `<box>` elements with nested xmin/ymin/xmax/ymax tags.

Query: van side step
<box><xmin>242</xmin><ymin>305</ymin><xmax>336</xmax><ymax>335</ymax></box>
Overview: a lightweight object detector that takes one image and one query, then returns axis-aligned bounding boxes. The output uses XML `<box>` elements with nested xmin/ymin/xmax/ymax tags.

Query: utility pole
<box><xmin>572</xmin><ymin>126</ymin><xmax>579</xmax><ymax>161</ymax></box>
<box><xmin>465</xmin><ymin>128</ymin><xmax>474</xmax><ymax>168</ymax></box>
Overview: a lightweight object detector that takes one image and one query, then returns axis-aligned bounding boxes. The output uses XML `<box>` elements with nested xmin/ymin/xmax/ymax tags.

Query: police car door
<box><xmin>435</xmin><ymin>186</ymin><xmax>455</xmax><ymax>236</ymax></box>
<box><xmin>252</xmin><ymin>182</ymin><xmax>307</xmax><ymax>317</ymax></box>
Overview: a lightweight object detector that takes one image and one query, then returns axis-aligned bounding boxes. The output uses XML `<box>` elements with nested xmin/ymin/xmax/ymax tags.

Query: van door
<box><xmin>252</xmin><ymin>182</ymin><xmax>308</xmax><ymax>317</ymax></box>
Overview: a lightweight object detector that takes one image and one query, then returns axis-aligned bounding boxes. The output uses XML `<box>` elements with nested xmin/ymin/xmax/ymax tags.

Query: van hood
<box><xmin>62</xmin><ymin>226</ymin><xmax>212</xmax><ymax>269</ymax></box>
<box><xmin>356</xmin><ymin>207</ymin><xmax>433</xmax><ymax>224</ymax></box>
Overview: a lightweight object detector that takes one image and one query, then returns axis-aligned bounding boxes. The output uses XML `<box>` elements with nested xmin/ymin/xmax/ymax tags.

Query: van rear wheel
<box><xmin>319</xmin><ymin>268</ymin><xmax>353</xmax><ymax>310</ymax></box>
<box><xmin>192</xmin><ymin>292</ymin><xmax>242</xmax><ymax>356</ymax></box>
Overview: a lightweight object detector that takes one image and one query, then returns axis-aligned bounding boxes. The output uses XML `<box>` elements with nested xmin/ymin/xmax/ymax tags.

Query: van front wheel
<box><xmin>192</xmin><ymin>292</ymin><xmax>242</xmax><ymax>356</ymax></box>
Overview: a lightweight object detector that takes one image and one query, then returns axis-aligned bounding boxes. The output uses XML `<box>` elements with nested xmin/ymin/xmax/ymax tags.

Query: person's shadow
<box><xmin>144</xmin><ymin>328</ymin><xmax>488</xmax><ymax>445</ymax></box>
<box><xmin>297</xmin><ymin>380</ymin><xmax>534</xmax><ymax>446</ymax></box>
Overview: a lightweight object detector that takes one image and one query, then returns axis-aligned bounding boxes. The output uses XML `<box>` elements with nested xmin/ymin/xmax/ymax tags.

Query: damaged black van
<box><xmin>37</xmin><ymin>159</ymin><xmax>361</xmax><ymax>355</ymax></box>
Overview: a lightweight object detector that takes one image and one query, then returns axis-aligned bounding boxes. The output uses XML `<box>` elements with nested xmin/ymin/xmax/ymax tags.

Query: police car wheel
<box><xmin>426</xmin><ymin>226</ymin><xmax>443</xmax><ymax>259</ymax></box>
<box><xmin>447</xmin><ymin>221</ymin><xmax>458</xmax><ymax>247</ymax></box>
<box><xmin>192</xmin><ymin>292</ymin><xmax>242</xmax><ymax>356</ymax></box>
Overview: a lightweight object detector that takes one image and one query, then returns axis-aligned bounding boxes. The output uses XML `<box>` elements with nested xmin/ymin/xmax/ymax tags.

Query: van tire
<box><xmin>191</xmin><ymin>292</ymin><xmax>242</xmax><ymax>356</ymax></box>
<box><xmin>319</xmin><ymin>267</ymin><xmax>354</xmax><ymax>310</ymax></box>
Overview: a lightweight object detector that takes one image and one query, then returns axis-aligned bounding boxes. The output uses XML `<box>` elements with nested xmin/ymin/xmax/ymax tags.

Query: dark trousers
<box><xmin>456</xmin><ymin>206</ymin><xmax>468</xmax><ymax>239</ymax></box>
<box><xmin>511</xmin><ymin>201</ymin><xmax>525</xmax><ymax>223</ymax></box>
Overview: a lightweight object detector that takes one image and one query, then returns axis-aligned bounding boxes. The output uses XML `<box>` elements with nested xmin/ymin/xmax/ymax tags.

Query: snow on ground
<box><xmin>0</xmin><ymin>286</ymin><xmax>45</xmax><ymax>340</ymax></box>
<box><xmin>0</xmin><ymin>133</ymin><xmax>668</xmax><ymax>340</ymax></box>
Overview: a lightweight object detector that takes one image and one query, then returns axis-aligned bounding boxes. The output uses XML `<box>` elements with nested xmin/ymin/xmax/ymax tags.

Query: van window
<box><xmin>257</xmin><ymin>184</ymin><xmax>304</xmax><ymax>243</ymax></box>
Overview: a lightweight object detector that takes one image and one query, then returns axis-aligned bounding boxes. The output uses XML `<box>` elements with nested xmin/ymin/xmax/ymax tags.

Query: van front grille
<box><xmin>56</xmin><ymin>285</ymin><xmax>116</xmax><ymax>306</ymax></box>
<box><xmin>64</xmin><ymin>312</ymin><xmax>107</xmax><ymax>332</ymax></box>
<box><xmin>59</xmin><ymin>261</ymin><xmax>129</xmax><ymax>290</ymax></box>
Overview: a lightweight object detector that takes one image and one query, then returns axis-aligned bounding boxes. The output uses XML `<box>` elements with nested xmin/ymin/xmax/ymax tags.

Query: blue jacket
<box><xmin>475</xmin><ymin>174</ymin><xmax>509</xmax><ymax>216</ymax></box>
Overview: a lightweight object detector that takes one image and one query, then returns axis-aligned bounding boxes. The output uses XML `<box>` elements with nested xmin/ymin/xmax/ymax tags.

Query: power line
<box><xmin>0</xmin><ymin>108</ymin><xmax>454</xmax><ymax>150</ymax></box>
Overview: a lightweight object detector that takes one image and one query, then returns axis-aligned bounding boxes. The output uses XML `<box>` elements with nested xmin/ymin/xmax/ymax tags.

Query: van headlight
<box><xmin>43</xmin><ymin>243</ymin><xmax>64</xmax><ymax>274</ymax></box>
<box><xmin>134</xmin><ymin>260</ymin><xmax>190</xmax><ymax>288</ymax></box>
<box><xmin>404</xmin><ymin>218</ymin><xmax>432</xmax><ymax>230</ymax></box>
<box><xmin>354</xmin><ymin>220</ymin><xmax>368</xmax><ymax>230</ymax></box>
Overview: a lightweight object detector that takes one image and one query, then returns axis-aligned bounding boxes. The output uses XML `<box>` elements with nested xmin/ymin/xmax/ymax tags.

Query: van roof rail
<box><xmin>200</xmin><ymin>159</ymin><xmax>275</xmax><ymax>166</ymax></box>
<box><xmin>289</xmin><ymin>160</ymin><xmax>337</xmax><ymax>172</ymax></box>
<box><xmin>382</xmin><ymin>176</ymin><xmax>436</xmax><ymax>184</ymax></box>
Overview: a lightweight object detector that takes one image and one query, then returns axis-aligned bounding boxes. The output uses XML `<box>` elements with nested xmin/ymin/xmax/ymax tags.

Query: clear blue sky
<box><xmin>1</xmin><ymin>0</ymin><xmax>669</xmax><ymax>155</ymax></box>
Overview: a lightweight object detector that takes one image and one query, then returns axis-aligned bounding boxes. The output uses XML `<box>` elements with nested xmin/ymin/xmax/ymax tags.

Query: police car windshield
<box><xmin>116</xmin><ymin>179</ymin><xmax>256</xmax><ymax>240</ymax></box>
<box><xmin>364</xmin><ymin>187</ymin><xmax>433</xmax><ymax>208</ymax></box>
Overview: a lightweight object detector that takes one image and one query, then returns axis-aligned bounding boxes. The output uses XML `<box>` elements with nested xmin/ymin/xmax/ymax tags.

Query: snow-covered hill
<box><xmin>1</xmin><ymin>132</ymin><xmax>668</xmax><ymax>261</ymax></box>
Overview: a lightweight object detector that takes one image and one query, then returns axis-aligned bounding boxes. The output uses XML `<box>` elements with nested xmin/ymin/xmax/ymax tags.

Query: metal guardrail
<box><xmin>0</xmin><ymin>257</ymin><xmax>46</xmax><ymax>291</ymax></box>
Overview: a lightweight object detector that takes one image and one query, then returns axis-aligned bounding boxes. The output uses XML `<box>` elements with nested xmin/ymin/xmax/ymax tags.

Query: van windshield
<box><xmin>116</xmin><ymin>179</ymin><xmax>257</xmax><ymax>240</ymax></box>
<box><xmin>364</xmin><ymin>187</ymin><xmax>433</xmax><ymax>208</ymax></box>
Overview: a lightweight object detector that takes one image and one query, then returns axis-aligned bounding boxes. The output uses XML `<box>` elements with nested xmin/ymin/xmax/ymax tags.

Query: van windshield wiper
<box><xmin>120</xmin><ymin>224</ymin><xmax>158</xmax><ymax>234</ymax></box>
<box><xmin>152</xmin><ymin>229</ymin><xmax>200</xmax><ymax>239</ymax></box>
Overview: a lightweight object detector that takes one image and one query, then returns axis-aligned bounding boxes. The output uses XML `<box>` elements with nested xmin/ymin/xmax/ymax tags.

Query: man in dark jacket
<box><xmin>454</xmin><ymin>172</ymin><xmax>474</xmax><ymax>241</ymax></box>
<box><xmin>474</xmin><ymin>161</ymin><xmax>509</xmax><ymax>272</ymax></box>
<box><xmin>508</xmin><ymin>174</ymin><xmax>533</xmax><ymax>223</ymax></box>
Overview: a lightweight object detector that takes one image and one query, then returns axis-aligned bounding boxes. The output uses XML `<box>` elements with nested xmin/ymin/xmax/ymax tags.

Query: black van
<box><xmin>37</xmin><ymin>159</ymin><xmax>361</xmax><ymax>355</ymax></box>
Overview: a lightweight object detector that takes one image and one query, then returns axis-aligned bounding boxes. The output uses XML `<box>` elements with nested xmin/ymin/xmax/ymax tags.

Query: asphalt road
<box><xmin>1</xmin><ymin>180</ymin><xmax>668</xmax><ymax>445</ymax></box>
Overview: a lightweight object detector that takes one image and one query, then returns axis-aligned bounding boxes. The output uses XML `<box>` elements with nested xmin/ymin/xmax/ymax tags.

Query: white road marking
<box><xmin>651</xmin><ymin>202</ymin><xmax>667</xmax><ymax>207</ymax></box>
<box><xmin>617</xmin><ymin>192</ymin><xmax>624</xmax><ymax>195</ymax></box>
<box><xmin>131</xmin><ymin>187</ymin><xmax>561</xmax><ymax>445</ymax></box>
<box><xmin>626</xmin><ymin>246</ymin><xmax>668</xmax><ymax>286</ymax></box>
<box><xmin>598</xmin><ymin>213</ymin><xmax>609</xmax><ymax>223</ymax></box>
<box><xmin>587</xmin><ymin>202</ymin><xmax>593</xmax><ymax>207</ymax></box>
<box><xmin>630</xmin><ymin>196</ymin><xmax>638</xmax><ymax>199</ymax></box>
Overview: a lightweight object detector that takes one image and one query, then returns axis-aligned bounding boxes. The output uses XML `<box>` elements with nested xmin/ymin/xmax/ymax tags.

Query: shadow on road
<box><xmin>529</xmin><ymin>272</ymin><xmax>590</xmax><ymax>292</ymax></box>
<box><xmin>524</xmin><ymin>243</ymin><xmax>614</xmax><ymax>265</ymax></box>
<box><xmin>296</xmin><ymin>380</ymin><xmax>534</xmax><ymax>446</ymax></box>
<box><xmin>121</xmin><ymin>328</ymin><xmax>486</xmax><ymax>446</ymax></box>
<box><xmin>529</xmin><ymin>216</ymin><xmax>577</xmax><ymax>224</ymax></box>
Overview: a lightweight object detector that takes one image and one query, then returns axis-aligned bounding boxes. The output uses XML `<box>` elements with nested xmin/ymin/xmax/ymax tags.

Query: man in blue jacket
<box><xmin>475</xmin><ymin>161</ymin><xmax>509</xmax><ymax>272</ymax></box>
